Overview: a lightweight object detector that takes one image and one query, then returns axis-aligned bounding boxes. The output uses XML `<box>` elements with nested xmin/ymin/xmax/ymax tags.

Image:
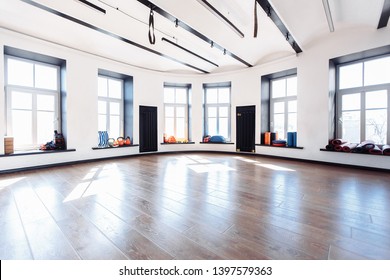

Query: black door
<box><xmin>236</xmin><ymin>105</ymin><xmax>256</xmax><ymax>152</ymax></box>
<box><xmin>139</xmin><ymin>105</ymin><xmax>158</xmax><ymax>153</ymax></box>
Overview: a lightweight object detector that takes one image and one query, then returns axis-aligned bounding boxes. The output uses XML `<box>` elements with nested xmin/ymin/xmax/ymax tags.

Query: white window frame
<box><xmin>5</xmin><ymin>55</ymin><xmax>60</xmax><ymax>150</ymax></box>
<box><xmin>163</xmin><ymin>86</ymin><xmax>189</xmax><ymax>140</ymax></box>
<box><xmin>204</xmin><ymin>85</ymin><xmax>231</xmax><ymax>141</ymax></box>
<box><xmin>336</xmin><ymin>55</ymin><xmax>390</xmax><ymax>144</ymax></box>
<box><xmin>270</xmin><ymin>75</ymin><xmax>297</xmax><ymax>140</ymax></box>
<box><xmin>98</xmin><ymin>75</ymin><xmax>124</xmax><ymax>139</ymax></box>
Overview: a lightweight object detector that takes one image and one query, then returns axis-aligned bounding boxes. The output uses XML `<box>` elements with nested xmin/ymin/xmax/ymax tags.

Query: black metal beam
<box><xmin>196</xmin><ymin>0</ymin><xmax>244</xmax><ymax>38</ymax></box>
<box><xmin>20</xmin><ymin>0</ymin><xmax>209</xmax><ymax>73</ymax></box>
<box><xmin>76</xmin><ymin>0</ymin><xmax>106</xmax><ymax>14</ymax></box>
<box><xmin>256</xmin><ymin>0</ymin><xmax>302</xmax><ymax>53</ymax></box>
<box><xmin>378</xmin><ymin>0</ymin><xmax>390</xmax><ymax>29</ymax></box>
<box><xmin>162</xmin><ymin>38</ymin><xmax>219</xmax><ymax>67</ymax></box>
<box><xmin>136</xmin><ymin>0</ymin><xmax>252</xmax><ymax>67</ymax></box>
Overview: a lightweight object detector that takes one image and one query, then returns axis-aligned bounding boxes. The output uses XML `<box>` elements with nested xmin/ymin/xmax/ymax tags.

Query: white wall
<box><xmin>1</xmin><ymin>26</ymin><xmax>390</xmax><ymax>172</ymax></box>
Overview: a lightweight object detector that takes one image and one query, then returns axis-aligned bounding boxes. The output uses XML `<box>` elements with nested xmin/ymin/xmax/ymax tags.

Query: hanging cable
<box><xmin>254</xmin><ymin>0</ymin><xmax>258</xmax><ymax>38</ymax></box>
<box><xmin>148</xmin><ymin>8</ymin><xmax>156</xmax><ymax>44</ymax></box>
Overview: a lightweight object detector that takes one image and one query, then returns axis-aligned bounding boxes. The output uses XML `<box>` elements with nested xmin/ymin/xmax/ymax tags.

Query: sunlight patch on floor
<box><xmin>188</xmin><ymin>163</ymin><xmax>236</xmax><ymax>173</ymax></box>
<box><xmin>0</xmin><ymin>177</ymin><xmax>25</xmax><ymax>189</ymax></box>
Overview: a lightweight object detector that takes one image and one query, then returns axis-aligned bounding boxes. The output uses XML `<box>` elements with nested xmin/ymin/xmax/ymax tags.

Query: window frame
<box><xmin>5</xmin><ymin>55</ymin><xmax>61</xmax><ymax>150</ymax></box>
<box><xmin>97</xmin><ymin>75</ymin><xmax>124</xmax><ymax>139</ymax></box>
<box><xmin>270</xmin><ymin>75</ymin><xmax>297</xmax><ymax>140</ymax></box>
<box><xmin>203</xmin><ymin>84</ymin><xmax>231</xmax><ymax>141</ymax></box>
<box><xmin>163</xmin><ymin>85</ymin><xmax>190</xmax><ymax>141</ymax></box>
<box><xmin>336</xmin><ymin>54</ymin><xmax>390</xmax><ymax>144</ymax></box>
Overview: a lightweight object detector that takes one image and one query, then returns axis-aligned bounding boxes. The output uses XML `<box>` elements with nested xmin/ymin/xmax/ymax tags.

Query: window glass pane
<box><xmin>206</xmin><ymin>88</ymin><xmax>218</xmax><ymax>103</ymax></box>
<box><xmin>175</xmin><ymin>89</ymin><xmax>187</xmax><ymax>104</ymax></box>
<box><xmin>12</xmin><ymin>110</ymin><xmax>33</xmax><ymax>147</ymax></box>
<box><xmin>110</xmin><ymin>102</ymin><xmax>120</xmax><ymax>115</ymax></box>
<box><xmin>108</xmin><ymin>79</ymin><xmax>122</xmax><ymax>99</ymax></box>
<box><xmin>366</xmin><ymin>109</ymin><xmax>387</xmax><ymax>144</ymax></box>
<box><xmin>164</xmin><ymin>88</ymin><xmax>175</xmax><ymax>103</ymax></box>
<box><xmin>207</xmin><ymin>117</ymin><xmax>217</xmax><ymax>135</ymax></box>
<box><xmin>35</xmin><ymin>64</ymin><xmax>58</xmax><ymax>90</ymax></box>
<box><xmin>37</xmin><ymin>95</ymin><xmax>55</xmax><ymax>111</ymax></box>
<box><xmin>98</xmin><ymin>115</ymin><xmax>107</xmax><ymax>131</ymax></box>
<box><xmin>208</xmin><ymin>107</ymin><xmax>217</xmax><ymax>117</ymax></box>
<box><xmin>11</xmin><ymin>91</ymin><xmax>32</xmax><ymax>110</ymax></box>
<box><xmin>288</xmin><ymin>113</ymin><xmax>297</xmax><ymax>132</ymax></box>
<box><xmin>366</xmin><ymin>90</ymin><xmax>387</xmax><ymax>109</ymax></box>
<box><xmin>176</xmin><ymin>106</ymin><xmax>185</xmax><ymax>118</ymax></box>
<box><xmin>364</xmin><ymin>56</ymin><xmax>390</xmax><ymax>86</ymax></box>
<box><xmin>273</xmin><ymin>114</ymin><xmax>285</xmax><ymax>140</ymax></box>
<box><xmin>342</xmin><ymin>93</ymin><xmax>360</xmax><ymax>111</ymax></box>
<box><xmin>109</xmin><ymin>115</ymin><xmax>120</xmax><ymax>138</ymax></box>
<box><xmin>165</xmin><ymin>106</ymin><xmax>174</xmax><ymax>117</ymax></box>
<box><xmin>339</xmin><ymin>63</ymin><xmax>363</xmax><ymax>89</ymax></box>
<box><xmin>288</xmin><ymin>100</ymin><xmax>297</xmax><ymax>113</ymax></box>
<box><xmin>274</xmin><ymin>102</ymin><xmax>284</xmax><ymax>114</ymax></box>
<box><xmin>341</xmin><ymin>111</ymin><xmax>360</xmax><ymax>143</ymax></box>
<box><xmin>271</xmin><ymin>79</ymin><xmax>286</xmax><ymax>98</ymax></box>
<box><xmin>165</xmin><ymin>118</ymin><xmax>174</xmax><ymax>136</ymax></box>
<box><xmin>98</xmin><ymin>101</ymin><xmax>107</xmax><ymax>114</ymax></box>
<box><xmin>98</xmin><ymin>77</ymin><xmax>107</xmax><ymax>97</ymax></box>
<box><xmin>176</xmin><ymin>118</ymin><xmax>185</xmax><ymax>139</ymax></box>
<box><xmin>219</xmin><ymin>107</ymin><xmax>229</xmax><ymax>117</ymax></box>
<box><xmin>286</xmin><ymin>76</ymin><xmax>297</xmax><ymax>96</ymax></box>
<box><xmin>218</xmin><ymin>88</ymin><xmax>230</xmax><ymax>103</ymax></box>
<box><xmin>7</xmin><ymin>58</ymin><xmax>34</xmax><ymax>87</ymax></box>
<box><xmin>219</xmin><ymin>118</ymin><xmax>229</xmax><ymax>138</ymax></box>
<box><xmin>37</xmin><ymin>111</ymin><xmax>55</xmax><ymax>144</ymax></box>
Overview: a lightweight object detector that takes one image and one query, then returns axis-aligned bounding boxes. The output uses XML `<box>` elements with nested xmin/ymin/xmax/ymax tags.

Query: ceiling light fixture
<box><xmin>196</xmin><ymin>0</ymin><xmax>244</xmax><ymax>38</ymax></box>
<box><xmin>322</xmin><ymin>0</ymin><xmax>335</xmax><ymax>32</ymax></box>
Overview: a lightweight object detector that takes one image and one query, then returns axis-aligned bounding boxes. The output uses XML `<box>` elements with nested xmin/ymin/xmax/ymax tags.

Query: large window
<box><xmin>337</xmin><ymin>55</ymin><xmax>390</xmax><ymax>144</ymax></box>
<box><xmin>164</xmin><ymin>85</ymin><xmax>190</xmax><ymax>141</ymax></box>
<box><xmin>5</xmin><ymin>56</ymin><xmax>60</xmax><ymax>150</ymax></box>
<box><xmin>270</xmin><ymin>75</ymin><xmax>297</xmax><ymax>140</ymax></box>
<box><xmin>204</xmin><ymin>84</ymin><xmax>231</xmax><ymax>140</ymax></box>
<box><xmin>98</xmin><ymin>75</ymin><xmax>124</xmax><ymax>139</ymax></box>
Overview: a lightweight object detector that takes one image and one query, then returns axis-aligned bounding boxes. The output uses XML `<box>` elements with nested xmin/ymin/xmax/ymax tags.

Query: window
<box><xmin>98</xmin><ymin>75</ymin><xmax>124</xmax><ymax>139</ymax></box>
<box><xmin>204</xmin><ymin>84</ymin><xmax>231</xmax><ymax>140</ymax></box>
<box><xmin>5</xmin><ymin>56</ymin><xmax>60</xmax><ymax>150</ymax></box>
<box><xmin>164</xmin><ymin>85</ymin><xmax>190</xmax><ymax>141</ymax></box>
<box><xmin>270</xmin><ymin>76</ymin><xmax>297</xmax><ymax>140</ymax></box>
<box><xmin>337</xmin><ymin>55</ymin><xmax>390</xmax><ymax>144</ymax></box>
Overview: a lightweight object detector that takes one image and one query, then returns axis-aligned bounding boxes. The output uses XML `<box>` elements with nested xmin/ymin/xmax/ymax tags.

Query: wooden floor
<box><xmin>1</xmin><ymin>152</ymin><xmax>390</xmax><ymax>260</ymax></box>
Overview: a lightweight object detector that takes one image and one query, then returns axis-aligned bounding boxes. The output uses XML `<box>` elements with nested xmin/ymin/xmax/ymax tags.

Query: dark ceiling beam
<box><xmin>20</xmin><ymin>0</ymin><xmax>209</xmax><ymax>73</ymax></box>
<box><xmin>378</xmin><ymin>0</ymin><xmax>390</xmax><ymax>29</ymax></box>
<box><xmin>256</xmin><ymin>0</ymin><xmax>302</xmax><ymax>53</ymax></box>
<box><xmin>76</xmin><ymin>0</ymin><xmax>106</xmax><ymax>14</ymax></box>
<box><xmin>196</xmin><ymin>0</ymin><xmax>244</xmax><ymax>38</ymax></box>
<box><xmin>136</xmin><ymin>0</ymin><xmax>252</xmax><ymax>67</ymax></box>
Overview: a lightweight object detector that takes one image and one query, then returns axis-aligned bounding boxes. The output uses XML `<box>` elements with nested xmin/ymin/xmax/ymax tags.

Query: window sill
<box><xmin>161</xmin><ymin>142</ymin><xmax>195</xmax><ymax>145</ymax></box>
<box><xmin>256</xmin><ymin>144</ymin><xmax>304</xmax><ymax>149</ymax></box>
<box><xmin>92</xmin><ymin>144</ymin><xmax>139</xmax><ymax>150</ymax></box>
<box><xmin>320</xmin><ymin>148</ymin><xmax>389</xmax><ymax>156</ymax></box>
<box><xmin>199</xmin><ymin>142</ymin><xmax>235</xmax><ymax>144</ymax></box>
<box><xmin>0</xmin><ymin>149</ymin><xmax>76</xmax><ymax>157</ymax></box>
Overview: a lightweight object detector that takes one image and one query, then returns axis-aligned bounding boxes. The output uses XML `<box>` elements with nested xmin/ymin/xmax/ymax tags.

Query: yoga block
<box><xmin>4</xmin><ymin>136</ymin><xmax>14</xmax><ymax>154</ymax></box>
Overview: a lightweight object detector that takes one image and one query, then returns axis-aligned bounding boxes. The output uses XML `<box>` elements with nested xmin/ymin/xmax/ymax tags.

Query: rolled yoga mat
<box><xmin>355</xmin><ymin>140</ymin><xmax>375</xmax><ymax>153</ymax></box>
<box><xmin>342</xmin><ymin>143</ymin><xmax>358</xmax><ymax>152</ymax></box>
<box><xmin>382</xmin><ymin>145</ymin><xmax>390</xmax><ymax>156</ymax></box>
<box><xmin>369</xmin><ymin>145</ymin><xmax>383</xmax><ymax>155</ymax></box>
<box><xmin>331</xmin><ymin>139</ymin><xmax>347</xmax><ymax>145</ymax></box>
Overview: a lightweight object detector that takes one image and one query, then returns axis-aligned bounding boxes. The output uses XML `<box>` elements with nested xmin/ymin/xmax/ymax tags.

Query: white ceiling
<box><xmin>0</xmin><ymin>0</ymin><xmax>387</xmax><ymax>74</ymax></box>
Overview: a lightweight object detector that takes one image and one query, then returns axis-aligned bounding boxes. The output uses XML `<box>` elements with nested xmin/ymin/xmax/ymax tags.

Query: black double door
<box><xmin>236</xmin><ymin>105</ymin><xmax>256</xmax><ymax>152</ymax></box>
<box><xmin>139</xmin><ymin>105</ymin><xmax>158</xmax><ymax>153</ymax></box>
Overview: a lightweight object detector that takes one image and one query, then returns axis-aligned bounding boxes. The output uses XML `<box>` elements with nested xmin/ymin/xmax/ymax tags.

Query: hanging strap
<box><xmin>148</xmin><ymin>8</ymin><xmax>156</xmax><ymax>44</ymax></box>
<box><xmin>253</xmin><ymin>0</ymin><xmax>258</xmax><ymax>38</ymax></box>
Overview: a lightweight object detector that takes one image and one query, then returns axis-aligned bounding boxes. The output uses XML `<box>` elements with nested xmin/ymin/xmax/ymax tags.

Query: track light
<box><xmin>322</xmin><ymin>0</ymin><xmax>334</xmax><ymax>32</ymax></box>
<box><xmin>175</xmin><ymin>19</ymin><xmax>179</xmax><ymax>27</ymax></box>
<box><xmin>223</xmin><ymin>49</ymin><xmax>226</xmax><ymax>55</ymax></box>
<box><xmin>211</xmin><ymin>41</ymin><xmax>214</xmax><ymax>48</ymax></box>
